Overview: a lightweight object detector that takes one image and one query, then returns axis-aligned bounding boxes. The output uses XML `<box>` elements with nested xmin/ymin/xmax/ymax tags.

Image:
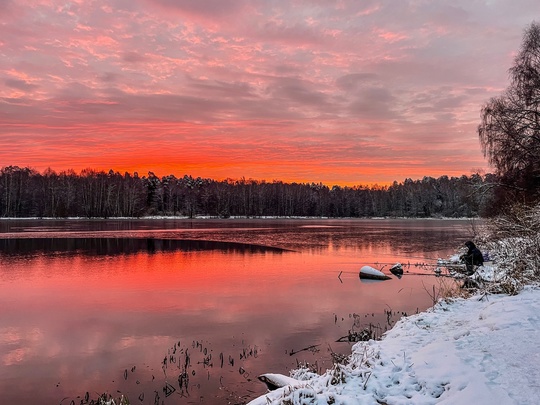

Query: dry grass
<box><xmin>457</xmin><ymin>202</ymin><xmax>540</xmax><ymax>297</ymax></box>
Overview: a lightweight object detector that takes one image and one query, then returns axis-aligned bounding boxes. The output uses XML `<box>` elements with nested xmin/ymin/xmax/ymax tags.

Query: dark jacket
<box><xmin>463</xmin><ymin>241</ymin><xmax>484</xmax><ymax>267</ymax></box>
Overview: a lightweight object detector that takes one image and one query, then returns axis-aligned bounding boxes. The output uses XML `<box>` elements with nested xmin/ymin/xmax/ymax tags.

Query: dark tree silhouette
<box><xmin>478</xmin><ymin>22</ymin><xmax>540</xmax><ymax>207</ymax></box>
<box><xmin>0</xmin><ymin>166</ymin><xmax>492</xmax><ymax>218</ymax></box>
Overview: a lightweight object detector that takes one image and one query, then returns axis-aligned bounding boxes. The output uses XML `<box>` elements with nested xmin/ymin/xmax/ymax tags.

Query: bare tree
<box><xmin>478</xmin><ymin>22</ymin><xmax>540</xmax><ymax>206</ymax></box>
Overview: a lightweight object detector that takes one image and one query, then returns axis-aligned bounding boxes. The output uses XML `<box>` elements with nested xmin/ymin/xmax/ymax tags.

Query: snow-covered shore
<box><xmin>248</xmin><ymin>285</ymin><xmax>540</xmax><ymax>404</ymax></box>
<box><xmin>249</xmin><ymin>207</ymin><xmax>540</xmax><ymax>405</ymax></box>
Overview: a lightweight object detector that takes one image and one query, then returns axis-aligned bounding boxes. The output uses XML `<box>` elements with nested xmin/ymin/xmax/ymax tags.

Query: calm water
<box><xmin>0</xmin><ymin>219</ymin><xmax>472</xmax><ymax>404</ymax></box>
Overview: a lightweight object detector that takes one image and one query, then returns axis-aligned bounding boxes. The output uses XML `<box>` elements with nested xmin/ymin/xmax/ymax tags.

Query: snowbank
<box><xmin>249</xmin><ymin>286</ymin><xmax>540</xmax><ymax>405</ymax></box>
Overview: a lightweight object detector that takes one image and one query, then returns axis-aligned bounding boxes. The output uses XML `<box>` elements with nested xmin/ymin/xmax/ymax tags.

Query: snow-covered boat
<box><xmin>359</xmin><ymin>265</ymin><xmax>391</xmax><ymax>280</ymax></box>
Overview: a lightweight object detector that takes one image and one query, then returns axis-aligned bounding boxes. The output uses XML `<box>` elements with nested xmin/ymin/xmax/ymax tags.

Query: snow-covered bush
<box><xmin>483</xmin><ymin>202</ymin><xmax>540</xmax><ymax>294</ymax></box>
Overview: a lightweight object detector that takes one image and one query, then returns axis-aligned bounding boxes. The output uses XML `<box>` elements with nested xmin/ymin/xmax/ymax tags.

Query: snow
<box><xmin>248</xmin><ymin>286</ymin><xmax>540</xmax><ymax>405</ymax></box>
<box><xmin>248</xmin><ymin>229</ymin><xmax>540</xmax><ymax>405</ymax></box>
<box><xmin>258</xmin><ymin>373</ymin><xmax>307</xmax><ymax>391</ymax></box>
<box><xmin>359</xmin><ymin>265</ymin><xmax>391</xmax><ymax>280</ymax></box>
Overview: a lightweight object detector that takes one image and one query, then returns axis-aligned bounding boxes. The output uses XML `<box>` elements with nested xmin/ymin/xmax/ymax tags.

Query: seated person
<box><xmin>461</xmin><ymin>240</ymin><xmax>484</xmax><ymax>275</ymax></box>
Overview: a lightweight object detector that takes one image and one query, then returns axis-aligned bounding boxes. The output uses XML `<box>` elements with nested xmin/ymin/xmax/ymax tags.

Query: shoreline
<box><xmin>248</xmin><ymin>284</ymin><xmax>540</xmax><ymax>404</ymax></box>
<box><xmin>0</xmin><ymin>215</ymin><xmax>478</xmax><ymax>221</ymax></box>
<box><xmin>247</xmin><ymin>216</ymin><xmax>540</xmax><ymax>404</ymax></box>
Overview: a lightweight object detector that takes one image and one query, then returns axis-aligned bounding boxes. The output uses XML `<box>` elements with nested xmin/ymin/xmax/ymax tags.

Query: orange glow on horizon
<box><xmin>16</xmin><ymin>161</ymin><xmax>482</xmax><ymax>188</ymax></box>
<box><xmin>1</xmin><ymin>1</ymin><xmax>504</xmax><ymax>186</ymax></box>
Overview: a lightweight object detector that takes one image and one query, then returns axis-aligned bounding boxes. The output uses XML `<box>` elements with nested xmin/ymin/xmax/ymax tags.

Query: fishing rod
<box><xmin>395</xmin><ymin>255</ymin><xmax>441</xmax><ymax>261</ymax></box>
<box><xmin>380</xmin><ymin>254</ymin><xmax>460</xmax><ymax>261</ymax></box>
<box><xmin>366</xmin><ymin>261</ymin><xmax>464</xmax><ymax>268</ymax></box>
<box><xmin>330</xmin><ymin>259</ymin><xmax>454</xmax><ymax>268</ymax></box>
<box><xmin>366</xmin><ymin>261</ymin><xmax>435</xmax><ymax>266</ymax></box>
<box><xmin>336</xmin><ymin>269</ymin><xmax>459</xmax><ymax>284</ymax></box>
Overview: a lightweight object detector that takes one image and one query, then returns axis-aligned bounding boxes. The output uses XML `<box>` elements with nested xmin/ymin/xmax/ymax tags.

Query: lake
<box><xmin>0</xmin><ymin>218</ymin><xmax>472</xmax><ymax>404</ymax></box>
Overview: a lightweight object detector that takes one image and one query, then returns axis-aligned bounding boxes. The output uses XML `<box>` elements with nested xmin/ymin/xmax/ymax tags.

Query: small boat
<box><xmin>359</xmin><ymin>265</ymin><xmax>391</xmax><ymax>280</ymax></box>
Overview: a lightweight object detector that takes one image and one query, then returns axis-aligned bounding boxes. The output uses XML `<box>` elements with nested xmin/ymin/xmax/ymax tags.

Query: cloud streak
<box><xmin>0</xmin><ymin>0</ymin><xmax>535</xmax><ymax>185</ymax></box>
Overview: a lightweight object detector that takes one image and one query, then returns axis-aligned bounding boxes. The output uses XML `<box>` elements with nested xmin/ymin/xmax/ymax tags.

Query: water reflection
<box><xmin>0</xmin><ymin>219</ymin><xmax>470</xmax><ymax>404</ymax></box>
<box><xmin>0</xmin><ymin>238</ymin><xmax>288</xmax><ymax>257</ymax></box>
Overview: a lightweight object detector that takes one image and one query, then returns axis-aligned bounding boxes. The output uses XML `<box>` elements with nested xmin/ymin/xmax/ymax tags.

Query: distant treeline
<box><xmin>0</xmin><ymin>166</ymin><xmax>496</xmax><ymax>218</ymax></box>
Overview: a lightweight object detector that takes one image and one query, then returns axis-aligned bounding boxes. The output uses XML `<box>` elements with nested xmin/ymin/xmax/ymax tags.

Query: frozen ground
<box><xmin>249</xmin><ymin>285</ymin><xmax>540</xmax><ymax>404</ymax></box>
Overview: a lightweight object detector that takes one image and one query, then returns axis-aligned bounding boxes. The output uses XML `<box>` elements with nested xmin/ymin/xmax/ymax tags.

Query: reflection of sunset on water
<box><xmin>0</xmin><ymin>219</ymin><xmax>468</xmax><ymax>403</ymax></box>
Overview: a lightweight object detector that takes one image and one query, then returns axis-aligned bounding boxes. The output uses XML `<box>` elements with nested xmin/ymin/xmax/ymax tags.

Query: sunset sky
<box><xmin>1</xmin><ymin>1</ymin><xmax>537</xmax><ymax>185</ymax></box>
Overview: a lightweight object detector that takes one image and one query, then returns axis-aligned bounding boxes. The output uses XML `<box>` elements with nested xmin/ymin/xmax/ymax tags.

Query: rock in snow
<box><xmin>359</xmin><ymin>265</ymin><xmax>391</xmax><ymax>280</ymax></box>
<box><xmin>257</xmin><ymin>373</ymin><xmax>302</xmax><ymax>391</ymax></box>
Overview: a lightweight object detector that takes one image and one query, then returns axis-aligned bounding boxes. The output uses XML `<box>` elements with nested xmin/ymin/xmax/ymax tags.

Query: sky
<box><xmin>1</xmin><ymin>0</ymin><xmax>538</xmax><ymax>186</ymax></box>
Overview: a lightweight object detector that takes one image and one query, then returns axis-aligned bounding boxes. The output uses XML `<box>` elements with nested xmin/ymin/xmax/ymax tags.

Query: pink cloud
<box><xmin>2</xmin><ymin>0</ymin><xmax>536</xmax><ymax>185</ymax></box>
